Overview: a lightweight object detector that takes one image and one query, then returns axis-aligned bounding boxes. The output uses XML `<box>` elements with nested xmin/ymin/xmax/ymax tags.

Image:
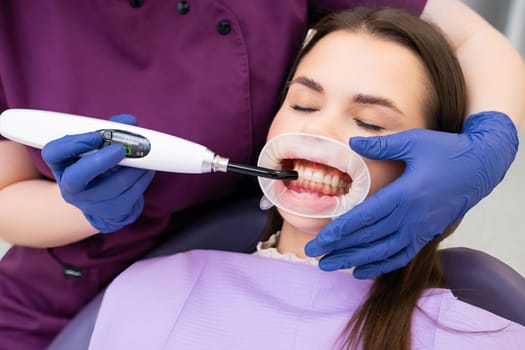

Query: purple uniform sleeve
<box><xmin>0</xmin><ymin>80</ymin><xmax>6</xmax><ymax>140</ymax></box>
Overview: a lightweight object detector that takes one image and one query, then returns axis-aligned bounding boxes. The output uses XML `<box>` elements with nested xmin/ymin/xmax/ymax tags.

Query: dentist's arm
<box><xmin>0</xmin><ymin>140</ymin><xmax>98</xmax><ymax>247</ymax></box>
<box><xmin>0</xmin><ymin>114</ymin><xmax>154</xmax><ymax>248</ymax></box>
<box><xmin>423</xmin><ymin>0</ymin><xmax>525</xmax><ymax>125</ymax></box>
<box><xmin>306</xmin><ymin>0</ymin><xmax>524</xmax><ymax>278</ymax></box>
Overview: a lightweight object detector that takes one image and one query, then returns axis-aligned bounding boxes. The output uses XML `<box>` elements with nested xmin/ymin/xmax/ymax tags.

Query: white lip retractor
<box><xmin>257</xmin><ymin>133</ymin><xmax>371</xmax><ymax>219</ymax></box>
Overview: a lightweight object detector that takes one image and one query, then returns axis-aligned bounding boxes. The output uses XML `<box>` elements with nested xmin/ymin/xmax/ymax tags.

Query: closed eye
<box><xmin>291</xmin><ymin>104</ymin><xmax>318</xmax><ymax>113</ymax></box>
<box><xmin>354</xmin><ymin>118</ymin><xmax>383</xmax><ymax>132</ymax></box>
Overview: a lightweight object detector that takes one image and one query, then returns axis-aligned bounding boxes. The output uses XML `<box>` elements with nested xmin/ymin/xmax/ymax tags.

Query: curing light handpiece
<box><xmin>0</xmin><ymin>108</ymin><xmax>298</xmax><ymax>181</ymax></box>
<box><xmin>98</xmin><ymin>128</ymin><xmax>298</xmax><ymax>180</ymax></box>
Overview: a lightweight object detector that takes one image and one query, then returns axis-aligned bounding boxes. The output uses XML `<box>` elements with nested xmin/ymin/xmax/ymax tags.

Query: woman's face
<box><xmin>267</xmin><ymin>30</ymin><xmax>432</xmax><ymax>233</ymax></box>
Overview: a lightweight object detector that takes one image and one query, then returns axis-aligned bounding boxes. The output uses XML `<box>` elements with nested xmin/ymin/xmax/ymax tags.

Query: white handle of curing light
<box><xmin>0</xmin><ymin>108</ymin><xmax>215</xmax><ymax>173</ymax></box>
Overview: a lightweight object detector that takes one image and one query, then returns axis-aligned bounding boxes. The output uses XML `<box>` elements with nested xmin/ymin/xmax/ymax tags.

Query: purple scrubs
<box><xmin>0</xmin><ymin>0</ymin><xmax>425</xmax><ymax>348</ymax></box>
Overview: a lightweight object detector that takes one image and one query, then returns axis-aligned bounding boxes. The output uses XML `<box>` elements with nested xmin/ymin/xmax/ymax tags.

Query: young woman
<box><xmin>87</xmin><ymin>8</ymin><xmax>524</xmax><ymax>350</ymax></box>
<box><xmin>2</xmin><ymin>0</ymin><xmax>524</xmax><ymax>348</ymax></box>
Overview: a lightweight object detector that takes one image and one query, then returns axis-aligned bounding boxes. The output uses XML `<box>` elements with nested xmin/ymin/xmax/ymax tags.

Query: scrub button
<box><xmin>217</xmin><ymin>20</ymin><xmax>231</xmax><ymax>35</ymax></box>
<box><xmin>129</xmin><ymin>0</ymin><xmax>144</xmax><ymax>8</ymax></box>
<box><xmin>177</xmin><ymin>1</ymin><xmax>190</xmax><ymax>15</ymax></box>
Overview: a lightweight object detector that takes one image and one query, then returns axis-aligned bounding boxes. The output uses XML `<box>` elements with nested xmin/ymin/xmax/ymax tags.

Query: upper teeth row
<box><xmin>294</xmin><ymin>165</ymin><xmax>347</xmax><ymax>188</ymax></box>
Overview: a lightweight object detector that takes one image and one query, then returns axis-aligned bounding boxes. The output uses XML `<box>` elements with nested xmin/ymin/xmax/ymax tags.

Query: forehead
<box><xmin>297</xmin><ymin>30</ymin><xmax>427</xmax><ymax>81</ymax></box>
<box><xmin>293</xmin><ymin>30</ymin><xmax>430</xmax><ymax>117</ymax></box>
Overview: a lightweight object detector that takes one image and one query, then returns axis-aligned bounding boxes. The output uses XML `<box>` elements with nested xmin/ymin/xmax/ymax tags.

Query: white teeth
<box><xmin>323</xmin><ymin>174</ymin><xmax>332</xmax><ymax>186</ymax></box>
<box><xmin>303</xmin><ymin>168</ymin><xmax>313</xmax><ymax>181</ymax></box>
<box><xmin>292</xmin><ymin>161</ymin><xmax>349</xmax><ymax>192</ymax></box>
<box><xmin>331</xmin><ymin>174</ymin><xmax>340</xmax><ymax>188</ymax></box>
<box><xmin>312</xmin><ymin>170</ymin><xmax>324</xmax><ymax>183</ymax></box>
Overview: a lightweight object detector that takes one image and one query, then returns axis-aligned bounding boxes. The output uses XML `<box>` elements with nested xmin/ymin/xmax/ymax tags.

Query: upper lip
<box><xmin>271</xmin><ymin>149</ymin><xmax>349</xmax><ymax>175</ymax></box>
<box><xmin>259</xmin><ymin>133</ymin><xmax>357</xmax><ymax>179</ymax></box>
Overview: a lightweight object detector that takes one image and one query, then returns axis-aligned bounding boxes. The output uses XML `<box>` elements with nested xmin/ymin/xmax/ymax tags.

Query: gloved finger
<box><xmin>305</xmin><ymin>214</ymin><xmax>398</xmax><ymax>257</ymax></box>
<box><xmin>305</xmin><ymin>192</ymin><xmax>398</xmax><ymax>257</ymax></box>
<box><xmin>64</xmin><ymin>167</ymin><xmax>154</xmax><ymax>201</ymax></box>
<box><xmin>85</xmin><ymin>196</ymin><xmax>145</xmax><ymax>234</ymax></box>
<box><xmin>82</xmin><ymin>171</ymin><xmax>154</xmax><ymax>234</ymax></box>
<box><xmin>109</xmin><ymin>169</ymin><xmax>155</xmax><ymax>205</ymax></box>
<box><xmin>88</xmin><ymin>170</ymin><xmax>155</xmax><ymax>214</ymax></box>
<box><xmin>352</xmin><ymin>247</ymin><xmax>414</xmax><ymax>279</ymax></box>
<box><xmin>317</xmin><ymin>232</ymin><xmax>409</xmax><ymax>271</ymax></box>
<box><xmin>60</xmin><ymin>143</ymin><xmax>126</xmax><ymax>193</ymax></box>
<box><xmin>349</xmin><ymin>129</ymin><xmax>421</xmax><ymax>161</ymax></box>
<box><xmin>109</xmin><ymin>114</ymin><xmax>137</xmax><ymax>126</ymax></box>
<box><xmin>42</xmin><ymin>132</ymin><xmax>103</xmax><ymax>173</ymax></box>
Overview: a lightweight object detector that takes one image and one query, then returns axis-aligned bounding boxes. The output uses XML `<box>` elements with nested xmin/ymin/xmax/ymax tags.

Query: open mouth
<box><xmin>280</xmin><ymin>159</ymin><xmax>353</xmax><ymax>197</ymax></box>
<box><xmin>257</xmin><ymin>133</ymin><xmax>371</xmax><ymax>218</ymax></box>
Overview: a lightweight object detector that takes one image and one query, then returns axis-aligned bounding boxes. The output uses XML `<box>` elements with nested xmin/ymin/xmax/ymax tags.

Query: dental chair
<box><xmin>48</xmin><ymin>197</ymin><xmax>525</xmax><ymax>349</ymax></box>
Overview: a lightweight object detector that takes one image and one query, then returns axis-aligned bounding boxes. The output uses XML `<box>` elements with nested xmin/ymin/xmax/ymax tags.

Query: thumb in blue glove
<box><xmin>305</xmin><ymin>111</ymin><xmax>518</xmax><ymax>279</ymax></box>
<box><xmin>41</xmin><ymin>114</ymin><xmax>155</xmax><ymax>233</ymax></box>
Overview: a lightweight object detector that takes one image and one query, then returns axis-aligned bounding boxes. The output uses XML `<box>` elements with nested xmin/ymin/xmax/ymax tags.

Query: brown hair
<box><xmin>268</xmin><ymin>7</ymin><xmax>467</xmax><ymax>350</ymax></box>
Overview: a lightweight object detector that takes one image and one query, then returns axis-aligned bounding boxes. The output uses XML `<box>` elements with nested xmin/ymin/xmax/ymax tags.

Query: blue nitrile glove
<box><xmin>41</xmin><ymin>114</ymin><xmax>155</xmax><ymax>233</ymax></box>
<box><xmin>305</xmin><ymin>111</ymin><xmax>519</xmax><ymax>279</ymax></box>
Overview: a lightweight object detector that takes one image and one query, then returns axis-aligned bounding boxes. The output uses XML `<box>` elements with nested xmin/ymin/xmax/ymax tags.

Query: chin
<box><xmin>278</xmin><ymin>208</ymin><xmax>331</xmax><ymax>235</ymax></box>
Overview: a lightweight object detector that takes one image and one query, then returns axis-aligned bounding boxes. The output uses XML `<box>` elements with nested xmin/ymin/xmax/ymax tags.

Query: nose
<box><xmin>298</xmin><ymin>110</ymin><xmax>344</xmax><ymax>140</ymax></box>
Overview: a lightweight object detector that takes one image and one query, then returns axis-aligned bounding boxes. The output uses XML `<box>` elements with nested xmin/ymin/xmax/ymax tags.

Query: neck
<box><xmin>276</xmin><ymin>221</ymin><xmax>320</xmax><ymax>259</ymax></box>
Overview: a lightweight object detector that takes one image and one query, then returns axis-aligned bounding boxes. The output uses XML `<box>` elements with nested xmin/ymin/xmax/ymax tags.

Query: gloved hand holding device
<box><xmin>41</xmin><ymin>114</ymin><xmax>155</xmax><ymax>233</ymax></box>
<box><xmin>305</xmin><ymin>111</ymin><xmax>519</xmax><ymax>279</ymax></box>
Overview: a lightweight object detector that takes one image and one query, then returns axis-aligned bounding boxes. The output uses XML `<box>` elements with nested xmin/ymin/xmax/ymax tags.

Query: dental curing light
<box><xmin>0</xmin><ymin>108</ymin><xmax>298</xmax><ymax>181</ymax></box>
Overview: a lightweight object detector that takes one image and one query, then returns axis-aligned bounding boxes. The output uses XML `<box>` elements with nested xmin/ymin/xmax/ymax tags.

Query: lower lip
<box><xmin>273</xmin><ymin>181</ymin><xmax>338</xmax><ymax>216</ymax></box>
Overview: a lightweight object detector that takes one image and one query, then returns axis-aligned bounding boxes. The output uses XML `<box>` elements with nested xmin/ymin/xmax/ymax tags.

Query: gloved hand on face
<box><xmin>305</xmin><ymin>111</ymin><xmax>519</xmax><ymax>279</ymax></box>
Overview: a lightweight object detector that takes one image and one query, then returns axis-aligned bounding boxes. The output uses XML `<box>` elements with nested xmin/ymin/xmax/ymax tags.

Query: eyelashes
<box><xmin>354</xmin><ymin>119</ymin><xmax>383</xmax><ymax>132</ymax></box>
<box><xmin>290</xmin><ymin>104</ymin><xmax>318</xmax><ymax>113</ymax></box>
<box><xmin>289</xmin><ymin>104</ymin><xmax>384</xmax><ymax>132</ymax></box>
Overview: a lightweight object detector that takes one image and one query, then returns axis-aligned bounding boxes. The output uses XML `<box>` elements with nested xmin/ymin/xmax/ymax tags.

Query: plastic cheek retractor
<box><xmin>257</xmin><ymin>133</ymin><xmax>370</xmax><ymax>219</ymax></box>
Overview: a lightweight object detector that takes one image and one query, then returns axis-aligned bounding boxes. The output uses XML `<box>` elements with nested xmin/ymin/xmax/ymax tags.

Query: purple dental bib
<box><xmin>89</xmin><ymin>250</ymin><xmax>525</xmax><ymax>349</ymax></box>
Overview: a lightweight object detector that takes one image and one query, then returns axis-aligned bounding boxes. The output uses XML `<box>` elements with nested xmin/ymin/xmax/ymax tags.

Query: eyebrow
<box><xmin>289</xmin><ymin>76</ymin><xmax>324</xmax><ymax>93</ymax></box>
<box><xmin>289</xmin><ymin>75</ymin><xmax>404</xmax><ymax>115</ymax></box>
<box><xmin>353</xmin><ymin>93</ymin><xmax>404</xmax><ymax>115</ymax></box>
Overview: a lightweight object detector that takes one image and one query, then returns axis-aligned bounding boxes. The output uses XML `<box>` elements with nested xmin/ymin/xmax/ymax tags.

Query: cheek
<box><xmin>267</xmin><ymin>109</ymin><xmax>296</xmax><ymax>140</ymax></box>
<box><xmin>365</xmin><ymin>159</ymin><xmax>405</xmax><ymax>196</ymax></box>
